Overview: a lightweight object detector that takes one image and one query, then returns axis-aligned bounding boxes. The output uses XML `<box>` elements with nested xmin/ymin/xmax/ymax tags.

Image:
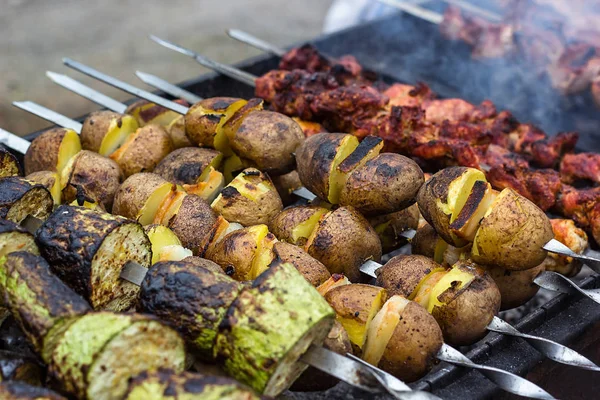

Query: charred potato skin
<box><xmin>0</xmin><ymin>252</ymin><xmax>91</xmax><ymax>353</ymax></box>
<box><xmin>0</xmin><ymin>149</ymin><xmax>21</xmax><ymax>178</ymax></box>
<box><xmin>378</xmin><ymin>302</ymin><xmax>443</xmax><ymax>382</ymax></box>
<box><xmin>306</xmin><ymin>206</ymin><xmax>382</xmax><ymax>282</ymax></box>
<box><xmin>410</xmin><ymin>223</ymin><xmax>439</xmax><ymax>259</ymax></box>
<box><xmin>23</xmin><ymin>128</ymin><xmax>69</xmax><ymax>175</ymax></box>
<box><xmin>432</xmin><ymin>261</ymin><xmax>501</xmax><ymax>346</ymax></box>
<box><xmin>229</xmin><ymin>110</ymin><xmax>304</xmax><ymax>175</ymax></box>
<box><xmin>340</xmin><ymin>154</ymin><xmax>424</xmax><ymax>216</ymax></box>
<box><xmin>113</xmin><ymin>124</ymin><xmax>173</xmax><ymax>177</ymax></box>
<box><xmin>180</xmin><ymin>256</ymin><xmax>224</xmax><ymax>274</ymax></box>
<box><xmin>484</xmin><ymin>263</ymin><xmax>544</xmax><ymax>310</ymax></box>
<box><xmin>61</xmin><ymin>150</ymin><xmax>123</xmax><ymax>212</ymax></box>
<box><xmin>296</xmin><ymin>133</ymin><xmax>349</xmax><ymax>201</ymax></box>
<box><xmin>204</xmin><ymin>227</ymin><xmax>258</xmax><ymax>280</ymax></box>
<box><xmin>112</xmin><ymin>173</ymin><xmax>169</xmax><ymax>220</ymax></box>
<box><xmin>167</xmin><ymin>195</ymin><xmax>217</xmax><ymax>255</ymax></box>
<box><xmin>272</xmin><ymin>241</ymin><xmax>331</xmax><ymax>287</ymax></box>
<box><xmin>138</xmin><ymin>260</ymin><xmax>243</xmax><ymax>359</ymax></box>
<box><xmin>375</xmin><ymin>255</ymin><xmax>442</xmax><ymax>298</ymax></box>
<box><xmin>184</xmin><ymin>97</ymin><xmax>242</xmax><ymax>147</ymax></box>
<box><xmin>153</xmin><ymin>147</ymin><xmax>223</xmax><ymax>185</ymax></box>
<box><xmin>416</xmin><ymin>167</ymin><xmax>469</xmax><ymax>245</ymax></box>
<box><xmin>212</xmin><ymin>168</ymin><xmax>283</xmax><ymax>226</ymax></box>
<box><xmin>472</xmin><ymin>188</ymin><xmax>554</xmax><ymax>270</ymax></box>
<box><xmin>269</xmin><ymin>205</ymin><xmax>328</xmax><ymax>247</ymax></box>
<box><xmin>0</xmin><ymin>177</ymin><xmax>53</xmax><ymax>222</ymax></box>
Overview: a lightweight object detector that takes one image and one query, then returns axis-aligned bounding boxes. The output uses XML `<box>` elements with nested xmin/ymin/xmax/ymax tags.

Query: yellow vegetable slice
<box><xmin>427</xmin><ymin>266</ymin><xmax>475</xmax><ymax>313</ymax></box>
<box><xmin>250</xmin><ymin>231</ymin><xmax>278</xmax><ymax>279</ymax></box>
<box><xmin>98</xmin><ymin>115</ymin><xmax>139</xmax><ymax>157</ymax></box>
<box><xmin>56</xmin><ymin>129</ymin><xmax>82</xmax><ymax>173</ymax></box>
<box><xmin>291</xmin><ymin>208</ymin><xmax>328</xmax><ymax>244</ymax></box>
<box><xmin>138</xmin><ymin>183</ymin><xmax>177</xmax><ymax>226</ymax></box>
<box><xmin>327</xmin><ymin>135</ymin><xmax>359</xmax><ymax>204</ymax></box>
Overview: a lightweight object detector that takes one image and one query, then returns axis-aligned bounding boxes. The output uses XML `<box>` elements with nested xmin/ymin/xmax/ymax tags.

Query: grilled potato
<box><xmin>80</xmin><ymin>111</ymin><xmax>139</xmax><ymax>156</ymax></box>
<box><xmin>324</xmin><ymin>284</ymin><xmax>386</xmax><ymax>354</ymax></box>
<box><xmin>484</xmin><ymin>263</ymin><xmax>544</xmax><ymax>310</ymax></box>
<box><xmin>228</xmin><ymin>110</ymin><xmax>304</xmax><ymax>175</ymax></box>
<box><xmin>125</xmin><ymin>99</ymin><xmax>187</xmax><ymax>128</ymax></box>
<box><xmin>271</xmin><ymin>170</ymin><xmax>302</xmax><ymax>205</ymax></box>
<box><xmin>305</xmin><ymin>206</ymin><xmax>382</xmax><ymax>282</ymax></box>
<box><xmin>472</xmin><ymin>188</ymin><xmax>553</xmax><ymax>270</ymax></box>
<box><xmin>296</xmin><ymin>133</ymin><xmax>359</xmax><ymax>202</ymax></box>
<box><xmin>363</xmin><ymin>296</ymin><xmax>443</xmax><ymax>382</ymax></box>
<box><xmin>144</xmin><ymin>225</ymin><xmax>192</xmax><ymax>264</ymax></box>
<box><xmin>417</xmin><ymin>167</ymin><xmax>492</xmax><ymax>247</ymax></box>
<box><xmin>269</xmin><ymin>205</ymin><xmax>330</xmax><ymax>247</ymax></box>
<box><xmin>375</xmin><ymin>255</ymin><xmax>443</xmax><ymax>298</ymax></box>
<box><xmin>109</xmin><ymin>124</ymin><xmax>173</xmax><ymax>177</ymax></box>
<box><xmin>340</xmin><ymin>153</ymin><xmax>424</xmax><ymax>216</ymax></box>
<box><xmin>166</xmin><ymin>194</ymin><xmax>217</xmax><ymax>255</ymax></box>
<box><xmin>35</xmin><ymin>205</ymin><xmax>151</xmax><ymax>311</ymax></box>
<box><xmin>0</xmin><ymin>149</ymin><xmax>20</xmax><ymax>178</ymax></box>
<box><xmin>184</xmin><ymin>97</ymin><xmax>247</xmax><ymax>154</ymax></box>
<box><xmin>211</xmin><ymin>168</ymin><xmax>283</xmax><ymax>226</ymax></box>
<box><xmin>112</xmin><ymin>173</ymin><xmax>176</xmax><ymax>223</ymax></box>
<box><xmin>59</xmin><ymin>150</ymin><xmax>123</xmax><ymax>212</ymax></box>
<box><xmin>23</xmin><ymin>128</ymin><xmax>81</xmax><ymax>175</ymax></box>
<box><xmin>0</xmin><ymin>177</ymin><xmax>53</xmax><ymax>223</ymax></box>
<box><xmin>272</xmin><ymin>241</ymin><xmax>331</xmax><ymax>287</ymax></box>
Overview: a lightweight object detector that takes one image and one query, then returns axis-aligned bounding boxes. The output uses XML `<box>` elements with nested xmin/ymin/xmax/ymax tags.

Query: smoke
<box><xmin>317</xmin><ymin>1</ymin><xmax>600</xmax><ymax>151</ymax></box>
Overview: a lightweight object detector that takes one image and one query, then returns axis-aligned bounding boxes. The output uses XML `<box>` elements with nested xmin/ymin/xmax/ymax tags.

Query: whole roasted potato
<box><xmin>228</xmin><ymin>110</ymin><xmax>304</xmax><ymax>175</ymax></box>
<box><xmin>80</xmin><ymin>111</ymin><xmax>139</xmax><ymax>156</ymax></box>
<box><xmin>24</xmin><ymin>128</ymin><xmax>81</xmax><ymax>175</ymax></box>
<box><xmin>305</xmin><ymin>206</ymin><xmax>382</xmax><ymax>282</ymax></box>
<box><xmin>0</xmin><ymin>149</ymin><xmax>20</xmax><ymax>178</ymax></box>
<box><xmin>269</xmin><ymin>205</ymin><xmax>329</xmax><ymax>247</ymax></box>
<box><xmin>153</xmin><ymin>147</ymin><xmax>223</xmax><ymax>185</ymax></box>
<box><xmin>340</xmin><ymin>153</ymin><xmax>424</xmax><ymax>216</ymax></box>
<box><xmin>296</xmin><ymin>133</ymin><xmax>359</xmax><ymax>202</ymax></box>
<box><xmin>60</xmin><ymin>150</ymin><xmax>123</xmax><ymax>212</ymax></box>
<box><xmin>112</xmin><ymin>173</ymin><xmax>174</xmax><ymax>223</ymax></box>
<box><xmin>484</xmin><ymin>263</ymin><xmax>544</xmax><ymax>310</ymax></box>
<box><xmin>324</xmin><ymin>284</ymin><xmax>387</xmax><ymax>354</ymax></box>
<box><xmin>417</xmin><ymin>166</ymin><xmax>489</xmax><ymax>247</ymax></box>
<box><xmin>375</xmin><ymin>255</ymin><xmax>444</xmax><ymax>298</ymax></box>
<box><xmin>167</xmin><ymin>194</ymin><xmax>217</xmax><ymax>255</ymax></box>
<box><xmin>272</xmin><ymin>241</ymin><xmax>331</xmax><ymax>287</ymax></box>
<box><xmin>410</xmin><ymin>223</ymin><xmax>439</xmax><ymax>259</ymax></box>
<box><xmin>211</xmin><ymin>168</ymin><xmax>283</xmax><ymax>226</ymax></box>
<box><xmin>363</xmin><ymin>296</ymin><xmax>443</xmax><ymax>382</ymax></box>
<box><xmin>472</xmin><ymin>188</ymin><xmax>553</xmax><ymax>270</ymax></box>
<box><xmin>184</xmin><ymin>97</ymin><xmax>247</xmax><ymax>153</ymax></box>
<box><xmin>369</xmin><ymin>204</ymin><xmax>420</xmax><ymax>252</ymax></box>
<box><xmin>109</xmin><ymin>124</ymin><xmax>173</xmax><ymax>177</ymax></box>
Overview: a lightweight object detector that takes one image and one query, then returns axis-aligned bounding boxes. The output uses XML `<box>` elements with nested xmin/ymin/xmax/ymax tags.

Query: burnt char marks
<box><xmin>337</xmin><ymin>135</ymin><xmax>383</xmax><ymax>173</ymax></box>
<box><xmin>449</xmin><ymin>180</ymin><xmax>488</xmax><ymax>230</ymax></box>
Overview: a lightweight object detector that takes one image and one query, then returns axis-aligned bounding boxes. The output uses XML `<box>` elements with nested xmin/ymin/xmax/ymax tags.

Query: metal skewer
<box><xmin>438</xmin><ymin>0</ymin><xmax>502</xmax><ymax>21</ymax></box>
<box><xmin>376</xmin><ymin>0</ymin><xmax>444</xmax><ymax>24</ymax></box>
<box><xmin>227</xmin><ymin>29</ymin><xmax>287</xmax><ymax>58</ymax></box>
<box><xmin>0</xmin><ymin>127</ymin><xmax>31</xmax><ymax>154</ymax></box>
<box><xmin>134</xmin><ymin>71</ymin><xmax>203</xmax><ymax>104</ymax></box>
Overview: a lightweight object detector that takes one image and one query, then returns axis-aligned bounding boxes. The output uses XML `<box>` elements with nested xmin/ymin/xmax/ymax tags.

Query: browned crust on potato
<box><xmin>375</xmin><ymin>255</ymin><xmax>442</xmax><ymax>297</ymax></box>
<box><xmin>24</xmin><ymin>128</ymin><xmax>69</xmax><ymax>175</ymax></box>
<box><xmin>81</xmin><ymin>111</ymin><xmax>124</xmax><ymax>153</ymax></box>
<box><xmin>168</xmin><ymin>195</ymin><xmax>217</xmax><ymax>255</ymax></box>
<box><xmin>448</xmin><ymin>180</ymin><xmax>487</xmax><ymax>231</ymax></box>
<box><xmin>337</xmin><ymin>136</ymin><xmax>383</xmax><ymax>174</ymax></box>
<box><xmin>112</xmin><ymin>173</ymin><xmax>170</xmax><ymax>219</ymax></box>
<box><xmin>112</xmin><ymin>125</ymin><xmax>173</xmax><ymax>177</ymax></box>
<box><xmin>154</xmin><ymin>147</ymin><xmax>222</xmax><ymax>185</ymax></box>
<box><xmin>272</xmin><ymin>241</ymin><xmax>330</xmax><ymax>287</ymax></box>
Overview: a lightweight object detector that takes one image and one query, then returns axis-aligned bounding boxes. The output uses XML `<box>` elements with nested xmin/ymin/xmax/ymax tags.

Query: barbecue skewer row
<box><xmin>0</xmin><ymin>158</ymin><xmax>571</xmax><ymax>399</ymax></box>
<box><xmin>0</xmin><ymin>206</ymin><xmax>436</xmax><ymax>400</ymax></box>
<box><xmin>147</xmin><ymin>35</ymin><xmax>600</xmax><ymax>247</ymax></box>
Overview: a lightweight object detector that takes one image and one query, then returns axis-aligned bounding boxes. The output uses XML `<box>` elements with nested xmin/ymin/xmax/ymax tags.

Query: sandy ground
<box><xmin>0</xmin><ymin>0</ymin><xmax>333</xmax><ymax>135</ymax></box>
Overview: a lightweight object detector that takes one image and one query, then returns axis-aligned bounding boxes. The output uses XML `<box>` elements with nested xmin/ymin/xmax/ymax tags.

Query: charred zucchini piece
<box><xmin>0</xmin><ymin>148</ymin><xmax>21</xmax><ymax>178</ymax></box>
<box><xmin>125</xmin><ymin>369</ymin><xmax>260</xmax><ymax>400</ymax></box>
<box><xmin>25</xmin><ymin>171</ymin><xmax>61</xmax><ymax>205</ymax></box>
<box><xmin>216</xmin><ymin>261</ymin><xmax>335</xmax><ymax>396</ymax></box>
<box><xmin>0</xmin><ymin>381</ymin><xmax>66</xmax><ymax>399</ymax></box>
<box><xmin>0</xmin><ymin>350</ymin><xmax>44</xmax><ymax>386</ymax></box>
<box><xmin>0</xmin><ymin>177</ymin><xmax>53</xmax><ymax>223</ymax></box>
<box><xmin>139</xmin><ymin>260</ymin><xmax>243</xmax><ymax>360</ymax></box>
<box><xmin>35</xmin><ymin>205</ymin><xmax>151</xmax><ymax>311</ymax></box>
<box><xmin>43</xmin><ymin>312</ymin><xmax>185</xmax><ymax>400</ymax></box>
<box><xmin>0</xmin><ymin>252</ymin><xmax>90</xmax><ymax>353</ymax></box>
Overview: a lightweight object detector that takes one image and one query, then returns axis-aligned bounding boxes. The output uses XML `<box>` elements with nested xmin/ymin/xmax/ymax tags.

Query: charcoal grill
<box><xmin>8</xmin><ymin>10</ymin><xmax>600</xmax><ymax>399</ymax></box>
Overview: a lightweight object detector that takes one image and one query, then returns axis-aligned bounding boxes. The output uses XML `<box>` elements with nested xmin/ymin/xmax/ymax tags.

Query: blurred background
<box><xmin>0</xmin><ymin>0</ymin><xmax>334</xmax><ymax>135</ymax></box>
